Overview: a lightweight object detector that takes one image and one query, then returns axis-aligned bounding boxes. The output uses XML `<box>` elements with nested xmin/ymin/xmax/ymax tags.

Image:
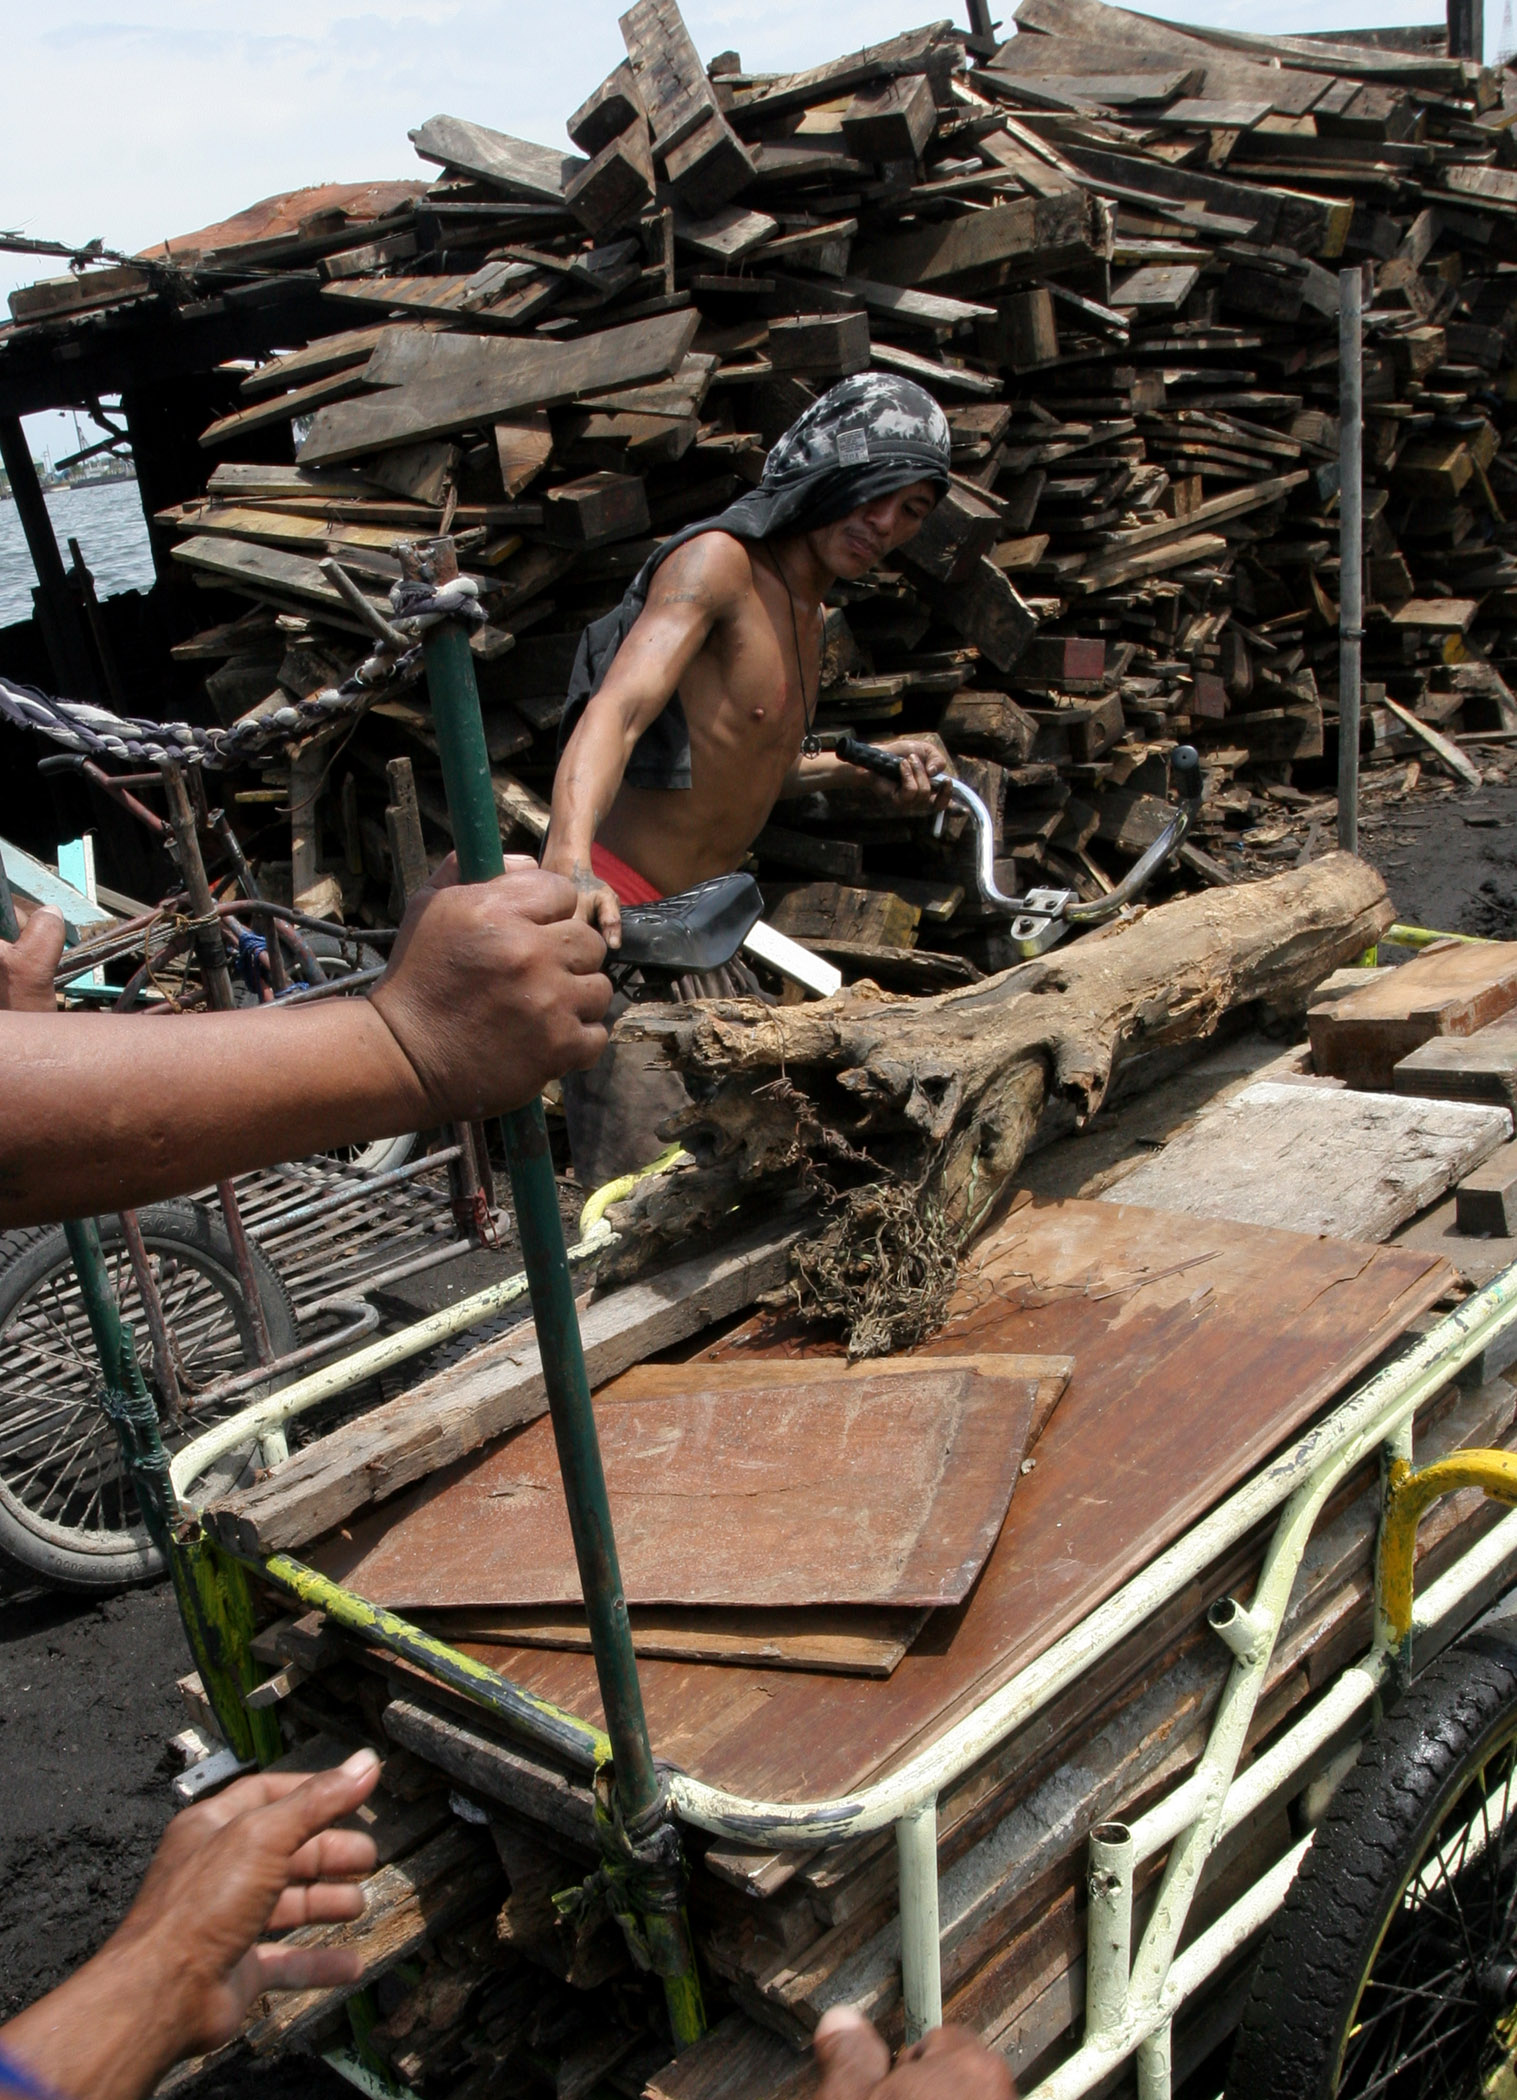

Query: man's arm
<box><xmin>0</xmin><ymin>858</ymin><xmax>609</xmax><ymax>1229</ymax></box>
<box><xmin>544</xmin><ymin>534</ymin><xmax>750</xmax><ymax>946</ymax></box>
<box><xmin>780</xmin><ymin>733</ymin><xmax>955</xmax><ymax>812</ymax></box>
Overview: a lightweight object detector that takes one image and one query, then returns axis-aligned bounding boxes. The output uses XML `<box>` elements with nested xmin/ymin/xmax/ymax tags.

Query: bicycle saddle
<box><xmin>615</xmin><ymin>872</ymin><xmax>764</xmax><ymax>975</ymax></box>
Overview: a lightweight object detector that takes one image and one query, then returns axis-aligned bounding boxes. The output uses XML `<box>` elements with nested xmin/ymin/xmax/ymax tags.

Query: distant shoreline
<box><xmin>0</xmin><ymin>469</ymin><xmax>139</xmax><ymax>502</ymax></box>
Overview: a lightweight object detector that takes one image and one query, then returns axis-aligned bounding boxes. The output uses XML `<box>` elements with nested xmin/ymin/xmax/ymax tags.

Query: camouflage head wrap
<box><xmin>735</xmin><ymin>372</ymin><xmax>953</xmax><ymax>534</ymax></box>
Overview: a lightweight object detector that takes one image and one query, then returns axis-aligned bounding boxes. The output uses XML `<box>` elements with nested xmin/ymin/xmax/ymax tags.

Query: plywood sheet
<box><xmin>417</xmin><ymin>1605</ymin><xmax>928</xmax><ymax>1678</ymax></box>
<box><xmin>313</xmin><ymin>1355</ymin><xmax>1069</xmax><ymax>1611</ymax></box>
<box><xmin>1308</xmin><ymin>941</ymin><xmax>1517</xmax><ymax>1091</ymax></box>
<box><xmin>1100</xmin><ymin>1080</ymin><xmax>1511</xmax><ymax>1240</ymax></box>
<box><xmin>414</xmin><ymin>1198</ymin><xmax>1448</xmax><ymax>1805</ymax></box>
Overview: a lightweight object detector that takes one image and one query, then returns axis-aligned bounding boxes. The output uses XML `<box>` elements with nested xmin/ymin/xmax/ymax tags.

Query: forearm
<box><xmin>0</xmin><ymin>1002</ymin><xmax>428</xmax><ymax>1228</ymax></box>
<box><xmin>778</xmin><ymin>751</ymin><xmax>871</xmax><ymax>798</ymax></box>
<box><xmin>545</xmin><ymin>710</ymin><xmax>641</xmax><ymax>875</ymax></box>
<box><xmin>0</xmin><ymin>1936</ymin><xmax>185</xmax><ymax>2100</ymax></box>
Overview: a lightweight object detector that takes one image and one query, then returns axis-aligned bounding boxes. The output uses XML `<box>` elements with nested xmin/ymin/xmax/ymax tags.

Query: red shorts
<box><xmin>590</xmin><ymin>843</ymin><xmax>662</xmax><ymax>908</ymax></box>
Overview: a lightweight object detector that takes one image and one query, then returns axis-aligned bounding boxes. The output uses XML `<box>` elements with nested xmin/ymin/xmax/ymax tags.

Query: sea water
<box><xmin>0</xmin><ymin>481</ymin><xmax>156</xmax><ymax>629</ymax></box>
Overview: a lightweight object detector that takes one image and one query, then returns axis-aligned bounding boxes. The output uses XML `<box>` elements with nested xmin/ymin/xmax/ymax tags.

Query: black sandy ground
<box><xmin>1</xmin><ymin>779</ymin><xmax>1514</xmax><ymax>2094</ymax></box>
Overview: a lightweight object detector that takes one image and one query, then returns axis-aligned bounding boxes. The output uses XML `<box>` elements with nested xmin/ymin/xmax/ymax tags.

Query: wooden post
<box><xmin>0</xmin><ymin>416</ymin><xmax>98</xmax><ymax>697</ymax></box>
<box><xmin>964</xmin><ymin>0</ymin><xmax>1000</xmax><ymax>58</ymax></box>
<box><xmin>1338</xmin><ymin>267</ymin><xmax>1364</xmax><ymax>856</ymax></box>
<box><xmin>385</xmin><ymin>755</ymin><xmax>431</xmax><ymax>904</ymax></box>
<box><xmin>1448</xmin><ymin>0</ymin><xmax>1484</xmax><ymax>57</ymax></box>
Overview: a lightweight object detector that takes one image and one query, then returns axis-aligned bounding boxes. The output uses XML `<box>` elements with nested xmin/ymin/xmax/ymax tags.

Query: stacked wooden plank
<box><xmin>53</xmin><ymin>0</ymin><xmax>1499</xmax><ymax>969</ymax></box>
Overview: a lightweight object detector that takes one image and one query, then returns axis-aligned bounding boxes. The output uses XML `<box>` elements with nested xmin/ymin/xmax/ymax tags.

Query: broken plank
<box><xmin>421</xmin><ymin>1604</ymin><xmax>928</xmax><ymax>1677</ymax></box>
<box><xmin>298</xmin><ymin>309</ymin><xmax>700</xmax><ymax>464</ymax></box>
<box><xmin>204</xmin><ymin>1218</ymin><xmax>806</xmax><ymax>1555</ymax></box>
<box><xmin>198</xmin><ymin>369</ymin><xmax>371</xmax><ymax>449</ymax></box>
<box><xmin>408</xmin><ymin>114</ymin><xmax>585</xmax><ymax>200</ymax></box>
<box><xmin>853</xmin><ymin>192</ymin><xmax>1096</xmax><ymax>287</ymax></box>
<box><xmin>1099</xmin><ymin>1079</ymin><xmax>1511</xmax><ymax>1242</ymax></box>
<box><xmin>1379</xmin><ymin>695</ymin><xmax>1482</xmax><ymax>787</ymax></box>
<box><xmin>1310</xmin><ymin>942</ymin><xmax>1517</xmax><ymax>1091</ymax></box>
<box><xmin>239</xmin><ymin>326</ymin><xmax>394</xmax><ymax>400</ymax></box>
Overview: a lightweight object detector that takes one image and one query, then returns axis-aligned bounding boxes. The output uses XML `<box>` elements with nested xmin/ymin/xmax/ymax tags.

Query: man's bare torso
<box><xmin>594</xmin><ymin>532</ymin><xmax>821</xmax><ymax>897</ymax></box>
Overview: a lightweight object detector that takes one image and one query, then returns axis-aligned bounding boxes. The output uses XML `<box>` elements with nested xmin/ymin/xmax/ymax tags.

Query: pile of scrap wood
<box><xmin>184</xmin><ymin>897</ymin><xmax>1517</xmax><ymax>2097</ymax></box>
<box><xmin>13</xmin><ymin>0</ymin><xmax>1517</xmax><ymax>971</ymax></box>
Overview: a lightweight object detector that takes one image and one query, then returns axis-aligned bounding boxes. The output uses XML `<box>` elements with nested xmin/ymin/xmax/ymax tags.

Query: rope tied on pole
<box><xmin>0</xmin><ymin>562</ymin><xmax>492</xmax><ymax>771</ymax></box>
<box><xmin>93</xmin><ymin>1320</ymin><xmax>178</xmax><ymax>1558</ymax></box>
<box><xmin>554</xmin><ymin>1767</ymin><xmax>690</xmax><ymax>1973</ymax></box>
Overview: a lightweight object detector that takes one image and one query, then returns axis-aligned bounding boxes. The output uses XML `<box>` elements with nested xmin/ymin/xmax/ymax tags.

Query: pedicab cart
<box><xmin>37</xmin><ymin>550</ymin><xmax>1517</xmax><ymax>2100</ymax></box>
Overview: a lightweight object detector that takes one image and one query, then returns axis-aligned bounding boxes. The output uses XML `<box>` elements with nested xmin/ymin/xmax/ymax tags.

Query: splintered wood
<box><xmin>310</xmin><ymin>1354</ymin><xmax>1070</xmax><ymax>1611</ymax></box>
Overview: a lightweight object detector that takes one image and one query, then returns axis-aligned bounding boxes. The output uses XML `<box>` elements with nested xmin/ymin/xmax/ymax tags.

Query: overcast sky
<box><xmin>6</xmin><ymin>0</ymin><xmax>1501</xmax><ymax>461</ymax></box>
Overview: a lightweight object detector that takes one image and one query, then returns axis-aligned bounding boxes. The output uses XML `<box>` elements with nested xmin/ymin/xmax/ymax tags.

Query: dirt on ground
<box><xmin>0</xmin><ymin>768</ymin><xmax>1509</xmax><ymax>2095</ymax></box>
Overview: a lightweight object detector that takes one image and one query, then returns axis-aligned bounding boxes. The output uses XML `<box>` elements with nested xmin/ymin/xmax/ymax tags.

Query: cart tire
<box><xmin>1226</xmin><ymin>1635</ymin><xmax>1517</xmax><ymax>2100</ymax></box>
<box><xmin>0</xmin><ymin>1201</ymin><xmax>299</xmax><ymax>1592</ymax></box>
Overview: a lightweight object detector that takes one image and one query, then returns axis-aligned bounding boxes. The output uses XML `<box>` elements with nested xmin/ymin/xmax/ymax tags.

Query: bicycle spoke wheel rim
<box><xmin>1338</xmin><ymin>1729</ymin><xmax>1517</xmax><ymax>2098</ymax></box>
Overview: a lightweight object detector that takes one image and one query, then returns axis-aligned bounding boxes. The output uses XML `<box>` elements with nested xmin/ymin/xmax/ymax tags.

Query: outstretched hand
<box><xmin>370</xmin><ymin>852</ymin><xmax>611</xmax><ymax>1120</ymax></box>
<box><xmin>814</xmin><ymin>2008</ymin><xmax>1016</xmax><ymax>2100</ymax></box>
<box><xmin>0</xmin><ymin>1750</ymin><xmax>383</xmax><ymax>2100</ymax></box>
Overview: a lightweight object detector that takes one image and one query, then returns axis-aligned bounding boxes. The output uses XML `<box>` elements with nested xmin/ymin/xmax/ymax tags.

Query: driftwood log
<box><xmin>612</xmin><ymin>855</ymin><xmax>1393</xmax><ymax>1348</ymax></box>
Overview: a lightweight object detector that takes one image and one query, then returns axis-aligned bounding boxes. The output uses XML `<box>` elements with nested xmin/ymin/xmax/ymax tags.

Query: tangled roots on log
<box><xmin>784</xmin><ymin>1176</ymin><xmax>961</xmax><ymax>1360</ymax></box>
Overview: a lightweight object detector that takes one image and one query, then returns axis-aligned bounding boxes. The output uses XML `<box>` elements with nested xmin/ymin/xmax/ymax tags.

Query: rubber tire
<box><xmin>0</xmin><ymin>1200</ymin><xmax>299</xmax><ymax>1591</ymax></box>
<box><xmin>1227</xmin><ymin>1636</ymin><xmax>1517</xmax><ymax>2100</ymax></box>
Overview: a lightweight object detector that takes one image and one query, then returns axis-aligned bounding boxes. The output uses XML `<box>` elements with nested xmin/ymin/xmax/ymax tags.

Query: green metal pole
<box><xmin>408</xmin><ymin>541</ymin><xmax>704</xmax><ymax>2043</ymax></box>
<box><xmin>0</xmin><ymin>855</ymin><xmax>277</xmax><ymax>1763</ymax></box>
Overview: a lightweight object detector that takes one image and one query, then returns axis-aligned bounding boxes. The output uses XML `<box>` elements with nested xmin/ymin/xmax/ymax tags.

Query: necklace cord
<box><xmin>758</xmin><ymin>543</ymin><xmax>822</xmax><ymax>754</ymax></box>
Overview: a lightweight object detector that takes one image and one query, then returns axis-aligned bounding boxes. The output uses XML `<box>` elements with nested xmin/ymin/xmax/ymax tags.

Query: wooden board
<box><xmin>426</xmin><ymin>1197</ymin><xmax>1449</xmax><ymax>1804</ymax></box>
<box><xmin>1308</xmin><ymin>940</ymin><xmax>1517</xmax><ymax>1091</ymax></box>
<box><xmin>1395</xmin><ymin>1024</ymin><xmax>1517</xmax><ymax>1109</ymax></box>
<box><xmin>1098</xmin><ymin>1079</ymin><xmax>1511</xmax><ymax>1241</ymax></box>
<box><xmin>853</xmin><ymin>192</ymin><xmax>1094</xmax><ymax>288</ymax></box>
<box><xmin>309</xmin><ymin>1355</ymin><xmax>1069</xmax><ymax>1611</ymax></box>
<box><xmin>207</xmin><ymin>1221</ymin><xmax>808</xmax><ymax>1556</ymax></box>
<box><xmin>408</xmin><ymin>115</ymin><xmax>585</xmax><ymax>200</ymax></box>
<box><xmin>298</xmin><ymin>310</ymin><xmax>700</xmax><ymax>465</ymax></box>
<box><xmin>417</xmin><ymin>1604</ymin><xmax>928</xmax><ymax>1678</ymax></box>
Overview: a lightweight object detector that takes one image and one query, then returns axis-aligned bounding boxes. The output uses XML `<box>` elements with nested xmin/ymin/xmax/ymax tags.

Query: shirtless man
<box><xmin>544</xmin><ymin>374</ymin><xmax>956</xmax><ymax>1184</ymax></box>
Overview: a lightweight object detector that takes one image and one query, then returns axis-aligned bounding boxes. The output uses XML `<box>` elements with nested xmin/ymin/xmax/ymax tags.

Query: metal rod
<box><xmin>409</xmin><ymin>534</ymin><xmax>702</xmax><ymax>2041</ymax></box>
<box><xmin>160</xmin><ymin>761</ymin><xmax>237</xmax><ymax>1011</ymax></box>
<box><xmin>1086</xmin><ymin>1823</ymin><xmax>1135</xmax><ymax>2039</ymax></box>
<box><xmin>244</xmin><ymin>1145</ymin><xmax>462</xmax><ymax>1240</ymax></box>
<box><xmin>898</xmin><ymin>1802</ymin><xmax>944</xmax><ymax>2043</ymax></box>
<box><xmin>118</xmin><ymin>1207</ymin><xmax>185</xmax><ymax>1423</ymax></box>
<box><xmin>1337</xmin><ymin>265</ymin><xmax>1363</xmax><ymax>855</ymax></box>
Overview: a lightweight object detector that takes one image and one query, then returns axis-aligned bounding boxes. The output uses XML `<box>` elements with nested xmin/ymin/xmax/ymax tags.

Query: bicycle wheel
<box><xmin>1227</xmin><ymin>1635</ymin><xmax>1517</xmax><ymax>2100</ymax></box>
<box><xmin>0</xmin><ymin>1201</ymin><xmax>299</xmax><ymax>1591</ymax></box>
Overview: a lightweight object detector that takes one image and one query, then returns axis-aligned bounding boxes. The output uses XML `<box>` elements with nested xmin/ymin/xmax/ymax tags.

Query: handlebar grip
<box><xmin>836</xmin><ymin>734</ymin><xmax>905</xmax><ymax>784</ymax></box>
<box><xmin>37</xmin><ymin>754</ymin><xmax>86</xmax><ymax>777</ymax></box>
<box><xmin>1170</xmin><ymin>744</ymin><xmax>1203</xmax><ymax>802</ymax></box>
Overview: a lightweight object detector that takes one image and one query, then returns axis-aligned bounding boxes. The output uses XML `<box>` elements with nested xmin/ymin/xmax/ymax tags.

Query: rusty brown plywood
<box><xmin>312</xmin><ymin>1355</ymin><xmax>1069</xmax><ymax>1612</ymax></box>
<box><xmin>1308</xmin><ymin>940</ymin><xmax>1517</xmax><ymax>1091</ymax></box>
<box><xmin>417</xmin><ymin>1605</ymin><xmax>928</xmax><ymax>1677</ymax></box>
<box><xmin>418</xmin><ymin>1198</ymin><xmax>1449</xmax><ymax>1805</ymax></box>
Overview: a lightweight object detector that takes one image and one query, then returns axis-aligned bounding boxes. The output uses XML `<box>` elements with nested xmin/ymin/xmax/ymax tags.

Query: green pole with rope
<box><xmin>405</xmin><ymin>538</ymin><xmax>705</xmax><ymax>2046</ymax></box>
<box><xmin>0</xmin><ymin>855</ymin><xmax>277</xmax><ymax>1764</ymax></box>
